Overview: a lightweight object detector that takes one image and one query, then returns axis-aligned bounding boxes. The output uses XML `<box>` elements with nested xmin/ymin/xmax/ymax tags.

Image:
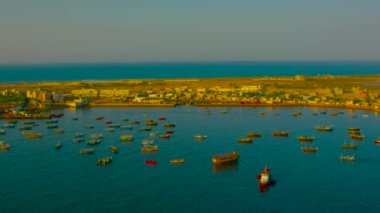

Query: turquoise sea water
<box><xmin>1</xmin><ymin>106</ymin><xmax>380</xmax><ymax>212</ymax></box>
<box><xmin>0</xmin><ymin>61</ymin><xmax>379</xmax><ymax>82</ymax></box>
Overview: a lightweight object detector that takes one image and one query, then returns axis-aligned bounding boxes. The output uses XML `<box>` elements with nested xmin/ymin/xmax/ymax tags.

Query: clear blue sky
<box><xmin>0</xmin><ymin>0</ymin><xmax>379</xmax><ymax>63</ymax></box>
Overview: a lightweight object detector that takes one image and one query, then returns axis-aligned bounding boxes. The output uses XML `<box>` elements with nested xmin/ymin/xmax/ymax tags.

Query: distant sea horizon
<box><xmin>0</xmin><ymin>61</ymin><xmax>379</xmax><ymax>83</ymax></box>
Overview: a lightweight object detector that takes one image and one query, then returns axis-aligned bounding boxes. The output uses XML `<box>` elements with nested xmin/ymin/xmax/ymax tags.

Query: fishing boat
<box><xmin>259</xmin><ymin>112</ymin><xmax>265</xmax><ymax>115</ymax></box>
<box><xmin>141</xmin><ymin>145</ymin><xmax>159</xmax><ymax>152</ymax></box>
<box><xmin>139</xmin><ymin>127</ymin><xmax>152</xmax><ymax>131</ymax></box>
<box><xmin>145</xmin><ymin>160</ymin><xmax>157</xmax><ymax>166</ymax></box>
<box><xmin>320</xmin><ymin>111</ymin><xmax>327</xmax><ymax>114</ymax></box>
<box><xmin>166</xmin><ymin>130</ymin><xmax>174</xmax><ymax>134</ymax></box>
<box><xmin>73</xmin><ymin>133</ymin><xmax>84</xmax><ymax>138</ymax></box>
<box><xmin>194</xmin><ymin>135</ymin><xmax>207</xmax><ymax>140</ymax></box>
<box><xmin>85</xmin><ymin>125</ymin><xmax>94</xmax><ymax>129</ymax></box>
<box><xmin>142</xmin><ymin>139</ymin><xmax>154</xmax><ymax>145</ymax></box>
<box><xmin>22</xmin><ymin>131</ymin><xmax>43</xmax><ymax>139</ymax></box>
<box><xmin>89</xmin><ymin>134</ymin><xmax>103</xmax><ymax>139</ymax></box>
<box><xmin>105</xmin><ymin>121</ymin><xmax>113</xmax><ymax>125</ymax></box>
<box><xmin>71</xmin><ymin>117</ymin><xmax>79</xmax><ymax>121</ymax></box>
<box><xmin>348</xmin><ymin>127</ymin><xmax>360</xmax><ymax>132</ymax></box>
<box><xmin>149</xmin><ymin>132</ymin><xmax>159</xmax><ymax>137</ymax></box>
<box><xmin>23</xmin><ymin>121</ymin><xmax>35</xmax><ymax>125</ymax></box>
<box><xmin>45</xmin><ymin>119</ymin><xmax>59</xmax><ymax>124</ymax></box>
<box><xmin>170</xmin><ymin>159</ymin><xmax>185</xmax><ymax>165</ymax></box>
<box><xmin>110</xmin><ymin>146</ymin><xmax>118</xmax><ymax>153</ymax></box>
<box><xmin>256</xmin><ymin>166</ymin><xmax>274</xmax><ymax>186</ymax></box>
<box><xmin>301</xmin><ymin>146</ymin><xmax>319</xmax><ymax>153</ymax></box>
<box><xmin>374</xmin><ymin>139</ymin><xmax>380</xmax><ymax>144</ymax></box>
<box><xmin>120</xmin><ymin>135</ymin><xmax>134</xmax><ymax>142</ymax></box>
<box><xmin>19</xmin><ymin>125</ymin><xmax>32</xmax><ymax>131</ymax></box>
<box><xmin>130</xmin><ymin>120</ymin><xmax>140</xmax><ymax>125</ymax></box>
<box><xmin>164</xmin><ymin>123</ymin><xmax>176</xmax><ymax>128</ymax></box>
<box><xmin>45</xmin><ymin>124</ymin><xmax>59</xmax><ymax>129</ymax></box>
<box><xmin>220</xmin><ymin>110</ymin><xmax>227</xmax><ymax>114</ymax></box>
<box><xmin>87</xmin><ymin>139</ymin><xmax>102</xmax><ymax>145</ymax></box>
<box><xmin>0</xmin><ymin>129</ymin><xmax>5</xmax><ymax>135</ymax></box>
<box><xmin>158</xmin><ymin>117</ymin><xmax>166</xmax><ymax>121</ymax></box>
<box><xmin>55</xmin><ymin>143</ymin><xmax>62</xmax><ymax>149</ymax></box>
<box><xmin>105</xmin><ymin>128</ymin><xmax>115</xmax><ymax>132</ymax></box>
<box><xmin>95</xmin><ymin>116</ymin><xmax>104</xmax><ymax>120</ymax></box>
<box><xmin>211</xmin><ymin>151</ymin><xmax>239</xmax><ymax>165</ymax></box>
<box><xmin>247</xmin><ymin>132</ymin><xmax>262</xmax><ymax>138</ymax></box>
<box><xmin>350</xmin><ymin>134</ymin><xmax>364</xmax><ymax>140</ymax></box>
<box><xmin>79</xmin><ymin>148</ymin><xmax>94</xmax><ymax>154</ymax></box>
<box><xmin>53</xmin><ymin>129</ymin><xmax>64</xmax><ymax>134</ymax></box>
<box><xmin>329</xmin><ymin>113</ymin><xmax>338</xmax><ymax>116</ymax></box>
<box><xmin>73</xmin><ymin>137</ymin><xmax>84</xmax><ymax>143</ymax></box>
<box><xmin>0</xmin><ymin>141</ymin><xmax>10</xmax><ymax>151</ymax></box>
<box><xmin>342</xmin><ymin>143</ymin><xmax>358</xmax><ymax>150</ymax></box>
<box><xmin>292</xmin><ymin>112</ymin><xmax>302</xmax><ymax>117</ymax></box>
<box><xmin>3</xmin><ymin>123</ymin><xmax>15</xmax><ymax>128</ymax></box>
<box><xmin>315</xmin><ymin>125</ymin><xmax>333</xmax><ymax>132</ymax></box>
<box><xmin>339</xmin><ymin>154</ymin><xmax>356</xmax><ymax>161</ymax></box>
<box><xmin>272</xmin><ymin>131</ymin><xmax>289</xmax><ymax>137</ymax></box>
<box><xmin>297</xmin><ymin>136</ymin><xmax>314</xmax><ymax>142</ymax></box>
<box><xmin>159</xmin><ymin>134</ymin><xmax>171</xmax><ymax>139</ymax></box>
<box><xmin>238</xmin><ymin>138</ymin><xmax>253</xmax><ymax>144</ymax></box>
<box><xmin>146</xmin><ymin>119</ymin><xmax>158</xmax><ymax>126</ymax></box>
<box><xmin>108</xmin><ymin>124</ymin><xmax>121</xmax><ymax>128</ymax></box>
<box><xmin>120</xmin><ymin>125</ymin><xmax>133</xmax><ymax>130</ymax></box>
<box><xmin>96</xmin><ymin>157</ymin><xmax>113</xmax><ymax>166</ymax></box>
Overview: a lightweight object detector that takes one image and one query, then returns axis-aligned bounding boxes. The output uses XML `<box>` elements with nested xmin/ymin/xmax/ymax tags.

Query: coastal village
<box><xmin>1</xmin><ymin>75</ymin><xmax>380</xmax><ymax>117</ymax></box>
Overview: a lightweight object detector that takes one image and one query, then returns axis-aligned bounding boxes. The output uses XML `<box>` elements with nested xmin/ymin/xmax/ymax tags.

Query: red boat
<box><xmin>105</xmin><ymin>121</ymin><xmax>113</xmax><ymax>125</ymax></box>
<box><xmin>256</xmin><ymin>166</ymin><xmax>276</xmax><ymax>192</ymax></box>
<box><xmin>158</xmin><ymin>117</ymin><xmax>166</xmax><ymax>121</ymax></box>
<box><xmin>145</xmin><ymin>160</ymin><xmax>157</xmax><ymax>166</ymax></box>
<box><xmin>374</xmin><ymin>139</ymin><xmax>380</xmax><ymax>144</ymax></box>
<box><xmin>166</xmin><ymin>130</ymin><xmax>174</xmax><ymax>134</ymax></box>
<box><xmin>96</xmin><ymin>116</ymin><xmax>104</xmax><ymax>120</ymax></box>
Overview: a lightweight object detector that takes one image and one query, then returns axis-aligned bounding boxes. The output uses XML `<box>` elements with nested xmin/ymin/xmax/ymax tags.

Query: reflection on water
<box><xmin>212</xmin><ymin>163</ymin><xmax>238</xmax><ymax>173</ymax></box>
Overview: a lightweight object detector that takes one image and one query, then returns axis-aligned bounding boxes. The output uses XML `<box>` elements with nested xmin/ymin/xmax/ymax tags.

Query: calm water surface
<box><xmin>1</xmin><ymin>106</ymin><xmax>380</xmax><ymax>212</ymax></box>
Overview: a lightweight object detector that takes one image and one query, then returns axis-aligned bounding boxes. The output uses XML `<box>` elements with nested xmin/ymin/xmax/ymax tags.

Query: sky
<box><xmin>0</xmin><ymin>0</ymin><xmax>379</xmax><ymax>63</ymax></box>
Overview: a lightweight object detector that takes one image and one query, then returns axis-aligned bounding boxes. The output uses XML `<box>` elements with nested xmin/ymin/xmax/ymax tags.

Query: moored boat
<box><xmin>146</xmin><ymin>119</ymin><xmax>158</xmax><ymax>126</ymax></box>
<box><xmin>141</xmin><ymin>144</ymin><xmax>159</xmax><ymax>152</ymax></box>
<box><xmin>212</xmin><ymin>151</ymin><xmax>239</xmax><ymax>165</ymax></box>
<box><xmin>374</xmin><ymin>139</ymin><xmax>380</xmax><ymax>144</ymax></box>
<box><xmin>247</xmin><ymin>132</ymin><xmax>262</xmax><ymax>138</ymax></box>
<box><xmin>19</xmin><ymin>125</ymin><xmax>32</xmax><ymax>131</ymax></box>
<box><xmin>45</xmin><ymin>124</ymin><xmax>59</xmax><ymax>129</ymax></box>
<box><xmin>79</xmin><ymin>148</ymin><xmax>94</xmax><ymax>154</ymax></box>
<box><xmin>85</xmin><ymin>125</ymin><xmax>94</xmax><ymax>129</ymax></box>
<box><xmin>139</xmin><ymin>127</ymin><xmax>152</xmax><ymax>131</ymax></box>
<box><xmin>105</xmin><ymin>121</ymin><xmax>113</xmax><ymax>125</ymax></box>
<box><xmin>73</xmin><ymin>137</ymin><xmax>84</xmax><ymax>143</ymax></box>
<box><xmin>108</xmin><ymin>124</ymin><xmax>121</xmax><ymax>128</ymax></box>
<box><xmin>194</xmin><ymin>135</ymin><xmax>207</xmax><ymax>140</ymax></box>
<box><xmin>87</xmin><ymin>139</ymin><xmax>102</xmax><ymax>145</ymax></box>
<box><xmin>297</xmin><ymin>136</ymin><xmax>314</xmax><ymax>142</ymax></box>
<box><xmin>350</xmin><ymin>134</ymin><xmax>364</xmax><ymax>140</ymax></box>
<box><xmin>45</xmin><ymin>119</ymin><xmax>59</xmax><ymax>124</ymax></box>
<box><xmin>120</xmin><ymin>125</ymin><xmax>133</xmax><ymax>130</ymax></box>
<box><xmin>165</xmin><ymin>130</ymin><xmax>174</xmax><ymax>134</ymax></box>
<box><xmin>339</xmin><ymin>154</ymin><xmax>356</xmax><ymax>161</ymax></box>
<box><xmin>142</xmin><ymin>139</ymin><xmax>154</xmax><ymax>145</ymax></box>
<box><xmin>159</xmin><ymin>134</ymin><xmax>171</xmax><ymax>139</ymax></box>
<box><xmin>53</xmin><ymin>128</ymin><xmax>64</xmax><ymax>134</ymax></box>
<box><xmin>301</xmin><ymin>146</ymin><xmax>318</xmax><ymax>153</ymax></box>
<box><xmin>130</xmin><ymin>120</ymin><xmax>140</xmax><ymax>125</ymax></box>
<box><xmin>170</xmin><ymin>159</ymin><xmax>185</xmax><ymax>164</ymax></box>
<box><xmin>158</xmin><ymin>117</ymin><xmax>166</xmax><ymax>121</ymax></box>
<box><xmin>120</xmin><ymin>135</ymin><xmax>134</xmax><ymax>142</ymax></box>
<box><xmin>22</xmin><ymin>131</ymin><xmax>43</xmax><ymax>139</ymax></box>
<box><xmin>164</xmin><ymin>123</ymin><xmax>176</xmax><ymax>128</ymax></box>
<box><xmin>89</xmin><ymin>134</ymin><xmax>103</xmax><ymax>139</ymax></box>
<box><xmin>110</xmin><ymin>146</ymin><xmax>118</xmax><ymax>153</ymax></box>
<box><xmin>96</xmin><ymin>157</ymin><xmax>113</xmax><ymax>166</ymax></box>
<box><xmin>0</xmin><ymin>141</ymin><xmax>10</xmax><ymax>151</ymax></box>
<box><xmin>149</xmin><ymin>132</ymin><xmax>159</xmax><ymax>137</ymax></box>
<box><xmin>315</xmin><ymin>125</ymin><xmax>333</xmax><ymax>132</ymax></box>
<box><xmin>342</xmin><ymin>143</ymin><xmax>358</xmax><ymax>150</ymax></box>
<box><xmin>238</xmin><ymin>138</ymin><xmax>253</xmax><ymax>144</ymax></box>
<box><xmin>95</xmin><ymin>116</ymin><xmax>104</xmax><ymax>120</ymax></box>
<box><xmin>0</xmin><ymin>129</ymin><xmax>5</xmax><ymax>135</ymax></box>
<box><xmin>256</xmin><ymin>166</ymin><xmax>273</xmax><ymax>186</ymax></box>
<box><xmin>272</xmin><ymin>131</ymin><xmax>289</xmax><ymax>137</ymax></box>
<box><xmin>3</xmin><ymin>123</ymin><xmax>15</xmax><ymax>128</ymax></box>
<box><xmin>145</xmin><ymin>160</ymin><xmax>157</xmax><ymax>166</ymax></box>
<box><xmin>105</xmin><ymin>127</ymin><xmax>115</xmax><ymax>132</ymax></box>
<box><xmin>55</xmin><ymin>143</ymin><xmax>62</xmax><ymax>149</ymax></box>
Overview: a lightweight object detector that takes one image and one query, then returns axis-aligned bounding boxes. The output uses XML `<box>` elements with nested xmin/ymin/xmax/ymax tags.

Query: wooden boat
<box><xmin>96</xmin><ymin>157</ymin><xmax>113</xmax><ymax>166</ymax></box>
<box><xmin>339</xmin><ymin>154</ymin><xmax>356</xmax><ymax>161</ymax></box>
<box><xmin>315</xmin><ymin>125</ymin><xmax>333</xmax><ymax>132</ymax></box>
<box><xmin>301</xmin><ymin>146</ymin><xmax>318</xmax><ymax>153</ymax></box>
<box><xmin>79</xmin><ymin>148</ymin><xmax>94</xmax><ymax>154</ymax></box>
<box><xmin>3</xmin><ymin>123</ymin><xmax>15</xmax><ymax>128</ymax></box>
<box><xmin>329</xmin><ymin>113</ymin><xmax>338</xmax><ymax>116</ymax></box>
<box><xmin>0</xmin><ymin>129</ymin><xmax>5</xmax><ymax>135</ymax></box>
<box><xmin>348</xmin><ymin>127</ymin><xmax>360</xmax><ymax>132</ymax></box>
<box><xmin>238</xmin><ymin>138</ymin><xmax>253</xmax><ymax>144</ymax></box>
<box><xmin>106</xmin><ymin>128</ymin><xmax>115</xmax><ymax>132</ymax></box>
<box><xmin>130</xmin><ymin>120</ymin><xmax>140</xmax><ymax>125</ymax></box>
<box><xmin>73</xmin><ymin>138</ymin><xmax>84</xmax><ymax>143</ymax></box>
<box><xmin>45</xmin><ymin>119</ymin><xmax>59</xmax><ymax>124</ymax></box>
<box><xmin>247</xmin><ymin>132</ymin><xmax>262</xmax><ymax>138</ymax></box>
<box><xmin>145</xmin><ymin>160</ymin><xmax>157</xmax><ymax>166</ymax></box>
<box><xmin>19</xmin><ymin>126</ymin><xmax>32</xmax><ymax>131</ymax></box>
<box><xmin>141</xmin><ymin>145</ymin><xmax>159</xmax><ymax>152</ymax></box>
<box><xmin>297</xmin><ymin>136</ymin><xmax>314</xmax><ymax>142</ymax></box>
<box><xmin>105</xmin><ymin>121</ymin><xmax>113</xmax><ymax>125</ymax></box>
<box><xmin>95</xmin><ymin>116</ymin><xmax>104</xmax><ymax>120</ymax></box>
<box><xmin>158</xmin><ymin>117</ymin><xmax>166</xmax><ymax>121</ymax></box>
<box><xmin>149</xmin><ymin>132</ymin><xmax>159</xmax><ymax>137</ymax></box>
<box><xmin>350</xmin><ymin>134</ymin><xmax>364</xmax><ymax>140</ymax></box>
<box><xmin>342</xmin><ymin>143</ymin><xmax>358</xmax><ymax>150</ymax></box>
<box><xmin>73</xmin><ymin>133</ymin><xmax>84</xmax><ymax>138</ymax></box>
<box><xmin>46</xmin><ymin>124</ymin><xmax>59</xmax><ymax>129</ymax></box>
<box><xmin>139</xmin><ymin>127</ymin><xmax>152</xmax><ymax>131</ymax></box>
<box><xmin>108</xmin><ymin>124</ymin><xmax>121</xmax><ymax>128</ymax></box>
<box><xmin>165</xmin><ymin>130</ymin><xmax>174</xmax><ymax>134</ymax></box>
<box><xmin>53</xmin><ymin>129</ymin><xmax>64</xmax><ymax>134</ymax></box>
<box><xmin>259</xmin><ymin>112</ymin><xmax>265</xmax><ymax>115</ymax></box>
<box><xmin>120</xmin><ymin>125</ymin><xmax>133</xmax><ymax>130</ymax></box>
<box><xmin>272</xmin><ymin>131</ymin><xmax>289</xmax><ymax>137</ymax></box>
<box><xmin>142</xmin><ymin>139</ymin><xmax>154</xmax><ymax>145</ymax></box>
<box><xmin>55</xmin><ymin>143</ymin><xmax>62</xmax><ymax>149</ymax></box>
<box><xmin>170</xmin><ymin>159</ymin><xmax>185</xmax><ymax>164</ymax></box>
<box><xmin>120</xmin><ymin>135</ymin><xmax>134</xmax><ymax>142</ymax></box>
<box><xmin>110</xmin><ymin>146</ymin><xmax>118</xmax><ymax>153</ymax></box>
<box><xmin>22</xmin><ymin>131</ymin><xmax>43</xmax><ymax>139</ymax></box>
<box><xmin>159</xmin><ymin>134</ymin><xmax>171</xmax><ymax>139</ymax></box>
<box><xmin>219</xmin><ymin>110</ymin><xmax>228</xmax><ymax>114</ymax></box>
<box><xmin>89</xmin><ymin>134</ymin><xmax>103</xmax><ymax>139</ymax></box>
<box><xmin>374</xmin><ymin>139</ymin><xmax>380</xmax><ymax>144</ymax></box>
<box><xmin>292</xmin><ymin>112</ymin><xmax>302</xmax><ymax>117</ymax></box>
<box><xmin>194</xmin><ymin>135</ymin><xmax>207</xmax><ymax>140</ymax></box>
<box><xmin>146</xmin><ymin>119</ymin><xmax>158</xmax><ymax>126</ymax></box>
<box><xmin>164</xmin><ymin>123</ymin><xmax>176</xmax><ymax>128</ymax></box>
<box><xmin>23</xmin><ymin>121</ymin><xmax>35</xmax><ymax>125</ymax></box>
<box><xmin>212</xmin><ymin>151</ymin><xmax>239</xmax><ymax>165</ymax></box>
<box><xmin>0</xmin><ymin>141</ymin><xmax>10</xmax><ymax>151</ymax></box>
<box><xmin>87</xmin><ymin>139</ymin><xmax>102</xmax><ymax>145</ymax></box>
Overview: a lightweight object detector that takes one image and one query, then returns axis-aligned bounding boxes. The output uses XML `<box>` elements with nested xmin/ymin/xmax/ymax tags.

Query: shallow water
<box><xmin>1</xmin><ymin>106</ymin><xmax>380</xmax><ymax>212</ymax></box>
